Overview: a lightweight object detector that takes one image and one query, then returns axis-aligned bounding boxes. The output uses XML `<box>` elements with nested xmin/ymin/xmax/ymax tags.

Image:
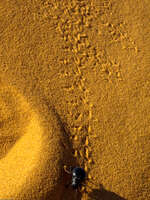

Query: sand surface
<box><xmin>0</xmin><ymin>0</ymin><xmax>150</xmax><ymax>199</ymax></box>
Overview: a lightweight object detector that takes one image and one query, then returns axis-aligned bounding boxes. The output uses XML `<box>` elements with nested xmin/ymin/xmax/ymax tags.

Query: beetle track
<box><xmin>54</xmin><ymin>0</ymin><xmax>94</xmax><ymax>178</ymax></box>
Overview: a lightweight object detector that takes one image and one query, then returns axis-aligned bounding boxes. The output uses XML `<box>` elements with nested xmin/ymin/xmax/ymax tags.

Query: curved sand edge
<box><xmin>0</xmin><ymin>82</ymin><xmax>67</xmax><ymax>199</ymax></box>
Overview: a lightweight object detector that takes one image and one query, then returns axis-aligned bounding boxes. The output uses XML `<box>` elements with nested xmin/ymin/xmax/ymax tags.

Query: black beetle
<box><xmin>72</xmin><ymin>167</ymin><xmax>86</xmax><ymax>189</ymax></box>
<box><xmin>64</xmin><ymin>166</ymin><xmax>86</xmax><ymax>190</ymax></box>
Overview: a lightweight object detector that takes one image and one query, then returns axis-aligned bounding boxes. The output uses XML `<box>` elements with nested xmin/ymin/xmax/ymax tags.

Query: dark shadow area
<box><xmin>88</xmin><ymin>184</ymin><xmax>127</xmax><ymax>200</ymax></box>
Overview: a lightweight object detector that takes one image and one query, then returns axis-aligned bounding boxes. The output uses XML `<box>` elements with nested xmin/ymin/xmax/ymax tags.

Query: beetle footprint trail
<box><xmin>52</xmin><ymin>0</ymin><xmax>95</xmax><ymax>191</ymax></box>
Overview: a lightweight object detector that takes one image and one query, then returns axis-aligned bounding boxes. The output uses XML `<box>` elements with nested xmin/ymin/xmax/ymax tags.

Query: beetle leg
<box><xmin>64</xmin><ymin>165</ymin><xmax>72</xmax><ymax>174</ymax></box>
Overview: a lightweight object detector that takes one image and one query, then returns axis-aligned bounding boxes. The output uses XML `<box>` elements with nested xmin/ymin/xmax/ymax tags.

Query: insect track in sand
<box><xmin>47</xmin><ymin>1</ymin><xmax>140</xmax><ymax>198</ymax></box>
<box><xmin>52</xmin><ymin>1</ymin><xmax>95</xmax><ymax>193</ymax></box>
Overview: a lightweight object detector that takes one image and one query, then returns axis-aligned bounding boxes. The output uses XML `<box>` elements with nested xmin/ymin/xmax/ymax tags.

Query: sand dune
<box><xmin>0</xmin><ymin>0</ymin><xmax>150</xmax><ymax>199</ymax></box>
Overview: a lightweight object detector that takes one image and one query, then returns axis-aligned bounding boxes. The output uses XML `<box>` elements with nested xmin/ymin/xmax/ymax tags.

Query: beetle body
<box><xmin>71</xmin><ymin>167</ymin><xmax>86</xmax><ymax>189</ymax></box>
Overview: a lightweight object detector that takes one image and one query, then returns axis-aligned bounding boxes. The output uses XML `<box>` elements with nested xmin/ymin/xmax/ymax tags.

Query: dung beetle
<box><xmin>64</xmin><ymin>166</ymin><xmax>86</xmax><ymax>190</ymax></box>
<box><xmin>72</xmin><ymin>167</ymin><xmax>86</xmax><ymax>189</ymax></box>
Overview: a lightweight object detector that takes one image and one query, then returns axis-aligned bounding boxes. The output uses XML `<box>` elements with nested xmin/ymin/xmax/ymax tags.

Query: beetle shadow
<box><xmin>88</xmin><ymin>184</ymin><xmax>126</xmax><ymax>200</ymax></box>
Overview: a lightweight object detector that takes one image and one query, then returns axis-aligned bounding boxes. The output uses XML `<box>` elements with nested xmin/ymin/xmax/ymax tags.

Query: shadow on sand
<box><xmin>88</xmin><ymin>184</ymin><xmax>126</xmax><ymax>200</ymax></box>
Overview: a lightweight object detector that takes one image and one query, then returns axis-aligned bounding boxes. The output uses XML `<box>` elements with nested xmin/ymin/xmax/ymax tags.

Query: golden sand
<box><xmin>0</xmin><ymin>0</ymin><xmax>150</xmax><ymax>199</ymax></box>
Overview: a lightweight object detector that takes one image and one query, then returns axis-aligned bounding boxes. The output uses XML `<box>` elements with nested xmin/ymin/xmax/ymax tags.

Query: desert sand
<box><xmin>0</xmin><ymin>0</ymin><xmax>150</xmax><ymax>199</ymax></box>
